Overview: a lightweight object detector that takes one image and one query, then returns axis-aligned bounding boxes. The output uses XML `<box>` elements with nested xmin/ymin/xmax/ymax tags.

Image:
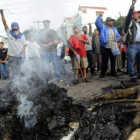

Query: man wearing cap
<box><xmin>0</xmin><ymin>9</ymin><xmax>27</xmax><ymax>78</ymax></box>
<box><xmin>36</xmin><ymin>19</ymin><xmax>61</xmax><ymax>80</ymax></box>
<box><xmin>124</xmin><ymin>0</ymin><xmax>140</xmax><ymax>82</ymax></box>
<box><xmin>95</xmin><ymin>12</ymin><xmax>120</xmax><ymax>78</ymax></box>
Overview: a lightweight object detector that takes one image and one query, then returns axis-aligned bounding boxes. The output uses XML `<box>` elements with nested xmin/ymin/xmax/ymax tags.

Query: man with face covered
<box><xmin>36</xmin><ymin>19</ymin><xmax>61</xmax><ymax>80</ymax></box>
<box><xmin>124</xmin><ymin>0</ymin><xmax>140</xmax><ymax>82</ymax></box>
<box><xmin>95</xmin><ymin>12</ymin><xmax>120</xmax><ymax>78</ymax></box>
<box><xmin>0</xmin><ymin>9</ymin><xmax>27</xmax><ymax>78</ymax></box>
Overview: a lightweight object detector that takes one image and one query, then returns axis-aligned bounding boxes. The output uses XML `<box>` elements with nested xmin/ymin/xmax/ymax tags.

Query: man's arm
<box><xmin>77</xmin><ymin>36</ymin><xmax>90</xmax><ymax>45</ymax></box>
<box><xmin>124</xmin><ymin>0</ymin><xmax>136</xmax><ymax>33</ymax></box>
<box><xmin>95</xmin><ymin>12</ymin><xmax>104</xmax><ymax>30</ymax></box>
<box><xmin>0</xmin><ymin>9</ymin><xmax>9</xmax><ymax>30</ymax></box>
<box><xmin>88</xmin><ymin>23</ymin><xmax>92</xmax><ymax>37</ymax></box>
<box><xmin>3</xmin><ymin>55</ymin><xmax>8</xmax><ymax>62</ymax></box>
<box><xmin>115</xmin><ymin>29</ymin><xmax>121</xmax><ymax>42</ymax></box>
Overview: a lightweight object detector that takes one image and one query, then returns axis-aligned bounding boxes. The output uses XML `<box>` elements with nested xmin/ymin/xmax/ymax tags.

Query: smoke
<box><xmin>11</xmin><ymin>58</ymin><xmax>50</xmax><ymax>128</ymax></box>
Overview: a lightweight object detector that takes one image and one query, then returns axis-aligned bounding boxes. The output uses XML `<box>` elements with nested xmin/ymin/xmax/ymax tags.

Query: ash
<box><xmin>0</xmin><ymin>76</ymin><xmax>139</xmax><ymax>140</ymax></box>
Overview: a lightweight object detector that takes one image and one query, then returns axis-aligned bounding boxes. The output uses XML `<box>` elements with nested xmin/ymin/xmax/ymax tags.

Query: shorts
<box><xmin>74</xmin><ymin>57</ymin><xmax>88</xmax><ymax>69</ymax></box>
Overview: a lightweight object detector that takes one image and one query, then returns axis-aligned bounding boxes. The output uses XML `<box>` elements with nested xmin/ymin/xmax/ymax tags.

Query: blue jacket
<box><xmin>95</xmin><ymin>15</ymin><xmax>120</xmax><ymax>47</ymax></box>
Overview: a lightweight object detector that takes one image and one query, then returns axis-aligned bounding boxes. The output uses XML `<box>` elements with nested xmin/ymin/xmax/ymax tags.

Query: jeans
<box><xmin>58</xmin><ymin>56</ymin><xmax>66</xmax><ymax>77</ymax></box>
<box><xmin>0</xmin><ymin>61</ymin><xmax>9</xmax><ymax>79</ymax></box>
<box><xmin>42</xmin><ymin>51</ymin><xmax>61</xmax><ymax>80</ymax></box>
<box><xmin>86</xmin><ymin>50</ymin><xmax>95</xmax><ymax>74</ymax></box>
<box><xmin>127</xmin><ymin>44</ymin><xmax>140</xmax><ymax>79</ymax></box>
<box><xmin>9</xmin><ymin>56</ymin><xmax>22</xmax><ymax>77</ymax></box>
<box><xmin>101</xmin><ymin>47</ymin><xmax>116</xmax><ymax>75</ymax></box>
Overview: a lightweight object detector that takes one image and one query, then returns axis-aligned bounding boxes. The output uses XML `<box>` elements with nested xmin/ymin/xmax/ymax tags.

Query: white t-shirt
<box><xmin>26</xmin><ymin>42</ymin><xmax>41</xmax><ymax>59</ymax></box>
<box><xmin>6</xmin><ymin>29</ymin><xmax>27</xmax><ymax>57</ymax></box>
<box><xmin>57</xmin><ymin>42</ymin><xmax>63</xmax><ymax>57</ymax></box>
<box><xmin>85</xmin><ymin>34</ymin><xmax>92</xmax><ymax>51</ymax></box>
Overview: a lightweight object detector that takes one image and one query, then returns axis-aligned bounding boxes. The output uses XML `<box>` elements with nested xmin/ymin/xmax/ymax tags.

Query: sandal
<box><xmin>83</xmin><ymin>78</ymin><xmax>90</xmax><ymax>82</ymax></box>
<box><xmin>73</xmin><ymin>79</ymin><xmax>79</xmax><ymax>84</ymax></box>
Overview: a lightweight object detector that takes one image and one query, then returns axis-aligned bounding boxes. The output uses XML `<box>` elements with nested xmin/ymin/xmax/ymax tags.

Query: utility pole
<box><xmin>33</xmin><ymin>21</ymin><xmax>43</xmax><ymax>30</ymax></box>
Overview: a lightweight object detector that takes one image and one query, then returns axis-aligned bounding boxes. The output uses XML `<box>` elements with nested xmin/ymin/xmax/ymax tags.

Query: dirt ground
<box><xmin>0</xmin><ymin>64</ymin><xmax>130</xmax><ymax>101</ymax></box>
<box><xmin>57</xmin><ymin>74</ymin><xmax>129</xmax><ymax>100</ymax></box>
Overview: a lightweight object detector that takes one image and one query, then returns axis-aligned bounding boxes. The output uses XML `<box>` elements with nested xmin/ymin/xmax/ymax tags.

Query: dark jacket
<box><xmin>124</xmin><ymin>8</ymin><xmax>140</xmax><ymax>44</ymax></box>
<box><xmin>95</xmin><ymin>15</ymin><xmax>120</xmax><ymax>47</ymax></box>
<box><xmin>61</xmin><ymin>44</ymin><xmax>66</xmax><ymax>59</ymax></box>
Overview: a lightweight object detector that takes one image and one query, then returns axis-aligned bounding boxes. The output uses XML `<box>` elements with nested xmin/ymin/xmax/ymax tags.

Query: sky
<box><xmin>0</xmin><ymin>0</ymin><xmax>140</xmax><ymax>36</ymax></box>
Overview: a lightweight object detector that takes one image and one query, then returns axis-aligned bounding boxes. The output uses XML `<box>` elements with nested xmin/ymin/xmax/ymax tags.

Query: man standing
<box><xmin>124</xmin><ymin>0</ymin><xmax>140</xmax><ymax>82</ymax></box>
<box><xmin>0</xmin><ymin>9</ymin><xmax>27</xmax><ymax>78</ymax></box>
<box><xmin>95</xmin><ymin>12</ymin><xmax>120</xmax><ymax>78</ymax></box>
<box><xmin>82</xmin><ymin>24</ymin><xmax>96</xmax><ymax>76</ymax></box>
<box><xmin>36</xmin><ymin>19</ymin><xmax>61</xmax><ymax>80</ymax></box>
<box><xmin>69</xmin><ymin>27</ymin><xmax>90</xmax><ymax>84</ymax></box>
<box><xmin>57</xmin><ymin>38</ymin><xmax>66</xmax><ymax>77</ymax></box>
<box><xmin>92</xmin><ymin>29</ymin><xmax>101</xmax><ymax>73</ymax></box>
<box><xmin>0</xmin><ymin>42</ymin><xmax>9</xmax><ymax>79</ymax></box>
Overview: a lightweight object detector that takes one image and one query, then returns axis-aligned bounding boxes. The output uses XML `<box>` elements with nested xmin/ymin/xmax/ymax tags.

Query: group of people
<box><xmin>68</xmin><ymin>0</ymin><xmax>140</xmax><ymax>83</ymax></box>
<box><xmin>0</xmin><ymin>0</ymin><xmax>140</xmax><ymax>84</ymax></box>
<box><xmin>0</xmin><ymin>9</ymin><xmax>66</xmax><ymax>81</ymax></box>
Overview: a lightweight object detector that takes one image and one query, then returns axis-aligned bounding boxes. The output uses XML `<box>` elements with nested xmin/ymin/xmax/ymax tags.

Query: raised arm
<box><xmin>88</xmin><ymin>23</ymin><xmax>92</xmax><ymax>37</ymax></box>
<box><xmin>95</xmin><ymin>12</ymin><xmax>104</xmax><ymax>30</ymax></box>
<box><xmin>0</xmin><ymin>9</ymin><xmax>9</xmax><ymax>30</ymax></box>
<box><xmin>124</xmin><ymin>0</ymin><xmax>136</xmax><ymax>33</ymax></box>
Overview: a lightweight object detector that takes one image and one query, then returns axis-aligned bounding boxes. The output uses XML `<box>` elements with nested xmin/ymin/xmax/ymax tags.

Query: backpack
<box><xmin>122</xmin><ymin>21</ymin><xmax>133</xmax><ymax>45</ymax></box>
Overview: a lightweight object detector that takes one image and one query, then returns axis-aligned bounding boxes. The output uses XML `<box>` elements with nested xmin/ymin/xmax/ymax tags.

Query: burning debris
<box><xmin>0</xmin><ymin>78</ymin><xmax>140</xmax><ymax>140</ymax></box>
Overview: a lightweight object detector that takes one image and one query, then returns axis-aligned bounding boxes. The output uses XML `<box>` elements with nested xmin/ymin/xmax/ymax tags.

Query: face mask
<box><xmin>12</xmin><ymin>29</ymin><xmax>19</xmax><ymax>35</ymax></box>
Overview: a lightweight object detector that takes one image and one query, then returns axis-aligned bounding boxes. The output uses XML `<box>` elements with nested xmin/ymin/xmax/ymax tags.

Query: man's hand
<box><xmin>0</xmin><ymin>9</ymin><xmax>3</xmax><ymax>14</ymax></box>
<box><xmin>132</xmin><ymin>0</ymin><xmax>137</xmax><ymax>7</ymax></box>
<box><xmin>100</xmin><ymin>11</ymin><xmax>104</xmax><ymax>16</ymax></box>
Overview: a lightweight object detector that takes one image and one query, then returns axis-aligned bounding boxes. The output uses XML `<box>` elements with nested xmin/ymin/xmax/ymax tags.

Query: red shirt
<box><xmin>118</xmin><ymin>42</ymin><xmax>126</xmax><ymax>52</ymax></box>
<box><xmin>69</xmin><ymin>34</ymin><xmax>88</xmax><ymax>58</ymax></box>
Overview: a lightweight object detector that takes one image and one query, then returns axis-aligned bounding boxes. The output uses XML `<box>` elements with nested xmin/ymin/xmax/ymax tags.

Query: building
<box><xmin>57</xmin><ymin>6</ymin><xmax>107</xmax><ymax>45</ymax></box>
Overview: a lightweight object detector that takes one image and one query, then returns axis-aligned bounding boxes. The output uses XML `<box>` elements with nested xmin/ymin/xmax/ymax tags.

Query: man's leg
<box><xmin>97</xmin><ymin>54</ymin><xmax>101</xmax><ymax>71</ymax></box>
<box><xmin>86</xmin><ymin>50</ymin><xmax>95</xmax><ymax>75</ymax></box>
<box><xmin>137</xmin><ymin>45</ymin><xmax>140</xmax><ymax>78</ymax></box>
<box><xmin>9</xmin><ymin>56</ymin><xmax>18</xmax><ymax>77</ymax></box>
<box><xmin>0</xmin><ymin>63</ymin><xmax>6</xmax><ymax>79</ymax></box>
<box><xmin>100</xmin><ymin>47</ymin><xmax>109</xmax><ymax>77</ymax></box>
<box><xmin>5</xmin><ymin>61</ymin><xmax>9</xmax><ymax>79</ymax></box>
<box><xmin>51</xmin><ymin>52</ymin><xmax>61</xmax><ymax>80</ymax></box>
<box><xmin>73</xmin><ymin>58</ymin><xmax>79</xmax><ymax>84</ymax></box>
<box><xmin>109</xmin><ymin>49</ymin><xmax>116</xmax><ymax>75</ymax></box>
<box><xmin>127</xmin><ymin>44</ymin><xmax>137</xmax><ymax>79</ymax></box>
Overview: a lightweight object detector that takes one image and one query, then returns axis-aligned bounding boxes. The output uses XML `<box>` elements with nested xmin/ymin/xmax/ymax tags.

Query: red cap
<box><xmin>133</xmin><ymin>10</ymin><xmax>140</xmax><ymax>14</ymax></box>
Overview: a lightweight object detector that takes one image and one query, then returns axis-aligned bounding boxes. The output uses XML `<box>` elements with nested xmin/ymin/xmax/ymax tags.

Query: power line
<box><xmin>4</xmin><ymin>0</ymin><xmax>111</xmax><ymax>14</ymax></box>
<box><xmin>33</xmin><ymin>21</ymin><xmax>43</xmax><ymax>30</ymax></box>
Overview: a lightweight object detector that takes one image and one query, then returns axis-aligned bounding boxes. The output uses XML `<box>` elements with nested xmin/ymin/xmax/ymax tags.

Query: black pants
<box><xmin>122</xmin><ymin>51</ymin><xmax>126</xmax><ymax>68</ymax></box>
<box><xmin>101</xmin><ymin>47</ymin><xmax>116</xmax><ymax>75</ymax></box>
<box><xmin>86</xmin><ymin>50</ymin><xmax>95</xmax><ymax>74</ymax></box>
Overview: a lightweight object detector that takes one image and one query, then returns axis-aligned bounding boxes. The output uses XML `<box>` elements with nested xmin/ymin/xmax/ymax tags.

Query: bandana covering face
<box><xmin>10</xmin><ymin>22</ymin><xmax>23</xmax><ymax>39</ymax></box>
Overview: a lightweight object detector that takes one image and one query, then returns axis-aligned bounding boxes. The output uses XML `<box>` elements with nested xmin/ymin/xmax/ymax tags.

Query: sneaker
<box><xmin>83</xmin><ymin>78</ymin><xmax>90</xmax><ymax>82</ymax></box>
<box><xmin>131</xmin><ymin>78</ymin><xmax>137</xmax><ymax>83</ymax></box>
<box><xmin>73</xmin><ymin>79</ymin><xmax>79</xmax><ymax>84</ymax></box>
<box><xmin>100</xmin><ymin>74</ymin><xmax>105</xmax><ymax>78</ymax></box>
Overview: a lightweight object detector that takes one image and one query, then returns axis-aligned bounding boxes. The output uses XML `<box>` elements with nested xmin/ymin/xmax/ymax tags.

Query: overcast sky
<box><xmin>0</xmin><ymin>0</ymin><xmax>140</xmax><ymax>36</ymax></box>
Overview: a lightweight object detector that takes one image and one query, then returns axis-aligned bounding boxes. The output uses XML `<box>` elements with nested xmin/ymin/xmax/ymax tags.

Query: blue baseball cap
<box><xmin>11</xmin><ymin>22</ymin><xmax>19</xmax><ymax>28</ymax></box>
